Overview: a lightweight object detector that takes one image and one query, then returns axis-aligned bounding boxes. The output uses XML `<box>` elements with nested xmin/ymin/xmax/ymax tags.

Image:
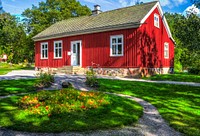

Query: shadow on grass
<box><xmin>0</xmin><ymin>79</ymin><xmax>38</xmax><ymax>96</ymax></box>
<box><xmin>98</xmin><ymin>79</ymin><xmax>200</xmax><ymax>136</ymax></box>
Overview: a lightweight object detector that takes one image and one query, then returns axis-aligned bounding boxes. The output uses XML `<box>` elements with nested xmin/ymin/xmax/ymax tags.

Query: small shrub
<box><xmin>85</xmin><ymin>68</ymin><xmax>99</xmax><ymax>87</ymax></box>
<box><xmin>35</xmin><ymin>71</ymin><xmax>54</xmax><ymax>88</ymax></box>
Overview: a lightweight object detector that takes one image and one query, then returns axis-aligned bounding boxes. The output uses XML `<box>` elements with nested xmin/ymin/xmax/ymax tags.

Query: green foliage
<box><xmin>85</xmin><ymin>68</ymin><xmax>99</xmax><ymax>87</ymax></box>
<box><xmin>0</xmin><ymin>13</ymin><xmax>34</xmax><ymax>63</ymax></box>
<box><xmin>98</xmin><ymin>79</ymin><xmax>200</xmax><ymax>136</ymax></box>
<box><xmin>22</xmin><ymin>0</ymin><xmax>91</xmax><ymax>36</ymax></box>
<box><xmin>188</xmin><ymin>68</ymin><xmax>200</xmax><ymax>75</ymax></box>
<box><xmin>165</xmin><ymin>13</ymin><xmax>200</xmax><ymax>71</ymax></box>
<box><xmin>0</xmin><ymin>89</ymin><xmax>142</xmax><ymax>132</ymax></box>
<box><xmin>35</xmin><ymin>71</ymin><xmax>54</xmax><ymax>88</ymax></box>
<box><xmin>0</xmin><ymin>0</ymin><xmax>91</xmax><ymax>64</ymax></box>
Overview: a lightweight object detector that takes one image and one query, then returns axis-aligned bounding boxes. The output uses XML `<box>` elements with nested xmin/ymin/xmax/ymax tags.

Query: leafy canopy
<box><xmin>22</xmin><ymin>0</ymin><xmax>91</xmax><ymax>36</ymax></box>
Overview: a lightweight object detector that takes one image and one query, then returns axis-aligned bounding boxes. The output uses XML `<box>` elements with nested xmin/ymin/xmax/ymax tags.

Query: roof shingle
<box><xmin>33</xmin><ymin>1</ymin><xmax>157</xmax><ymax>41</ymax></box>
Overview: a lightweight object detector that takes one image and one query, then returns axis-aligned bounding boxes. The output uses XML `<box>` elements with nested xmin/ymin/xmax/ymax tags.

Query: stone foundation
<box><xmin>87</xmin><ymin>67</ymin><xmax>174</xmax><ymax>77</ymax></box>
<box><xmin>36</xmin><ymin>67</ymin><xmax>174</xmax><ymax>77</ymax></box>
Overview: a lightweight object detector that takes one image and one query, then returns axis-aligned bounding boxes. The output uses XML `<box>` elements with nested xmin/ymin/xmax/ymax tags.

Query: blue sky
<box><xmin>1</xmin><ymin>0</ymin><xmax>198</xmax><ymax>16</ymax></box>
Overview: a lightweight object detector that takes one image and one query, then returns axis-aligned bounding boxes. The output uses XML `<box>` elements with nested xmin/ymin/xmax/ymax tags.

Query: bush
<box><xmin>85</xmin><ymin>68</ymin><xmax>99</xmax><ymax>87</ymax></box>
<box><xmin>35</xmin><ymin>71</ymin><xmax>54</xmax><ymax>88</ymax></box>
<box><xmin>188</xmin><ymin>68</ymin><xmax>200</xmax><ymax>75</ymax></box>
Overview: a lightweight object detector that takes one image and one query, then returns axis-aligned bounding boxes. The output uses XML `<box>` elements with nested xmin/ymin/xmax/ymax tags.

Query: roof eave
<box><xmin>33</xmin><ymin>23</ymin><xmax>140</xmax><ymax>42</ymax></box>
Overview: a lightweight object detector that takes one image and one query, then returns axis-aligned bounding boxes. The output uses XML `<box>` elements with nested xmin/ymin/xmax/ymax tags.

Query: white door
<box><xmin>71</xmin><ymin>41</ymin><xmax>81</xmax><ymax>66</ymax></box>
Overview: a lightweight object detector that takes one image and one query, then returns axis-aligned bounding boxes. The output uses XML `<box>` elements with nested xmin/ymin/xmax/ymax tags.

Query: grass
<box><xmin>0</xmin><ymin>62</ymin><xmax>34</xmax><ymax>75</ymax></box>
<box><xmin>0</xmin><ymin>79</ymin><xmax>38</xmax><ymax>96</ymax></box>
<box><xmin>143</xmin><ymin>73</ymin><xmax>200</xmax><ymax>83</ymax></box>
<box><xmin>98</xmin><ymin>79</ymin><xmax>200</xmax><ymax>136</ymax></box>
<box><xmin>0</xmin><ymin>89</ymin><xmax>143</xmax><ymax>133</ymax></box>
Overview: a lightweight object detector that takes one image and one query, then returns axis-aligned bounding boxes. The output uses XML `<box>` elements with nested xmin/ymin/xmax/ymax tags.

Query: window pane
<box><xmin>45</xmin><ymin>50</ymin><xmax>48</xmax><ymax>58</ymax></box>
<box><xmin>165</xmin><ymin>44</ymin><xmax>168</xmax><ymax>50</ymax></box>
<box><xmin>55</xmin><ymin>49</ymin><xmax>58</xmax><ymax>57</ymax></box>
<box><xmin>73</xmin><ymin>44</ymin><xmax>76</xmax><ymax>53</ymax></box>
<box><xmin>59</xmin><ymin>43</ymin><xmax>62</xmax><ymax>48</ymax></box>
<box><xmin>118</xmin><ymin>38</ymin><xmax>122</xmax><ymax>43</ymax></box>
<box><xmin>112</xmin><ymin>45</ymin><xmax>116</xmax><ymax>55</ymax></box>
<box><xmin>59</xmin><ymin>48</ymin><xmax>62</xmax><ymax>57</ymax></box>
<box><xmin>45</xmin><ymin>44</ymin><xmax>47</xmax><ymax>49</ymax></box>
<box><xmin>42</xmin><ymin>50</ymin><xmax>44</xmax><ymax>58</ymax></box>
<box><xmin>112</xmin><ymin>38</ymin><xmax>116</xmax><ymax>44</ymax></box>
<box><xmin>118</xmin><ymin>44</ymin><xmax>122</xmax><ymax>54</ymax></box>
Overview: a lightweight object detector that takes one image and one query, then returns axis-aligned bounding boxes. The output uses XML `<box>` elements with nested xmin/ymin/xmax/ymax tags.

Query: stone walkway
<box><xmin>0</xmin><ymin>71</ymin><xmax>185</xmax><ymax>136</ymax></box>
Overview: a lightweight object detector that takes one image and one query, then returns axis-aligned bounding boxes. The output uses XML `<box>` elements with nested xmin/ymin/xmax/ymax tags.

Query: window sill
<box><xmin>54</xmin><ymin>57</ymin><xmax>63</xmax><ymax>59</ymax></box>
<box><xmin>110</xmin><ymin>55</ymin><xmax>124</xmax><ymax>57</ymax></box>
<box><xmin>41</xmin><ymin>58</ymin><xmax>48</xmax><ymax>60</ymax></box>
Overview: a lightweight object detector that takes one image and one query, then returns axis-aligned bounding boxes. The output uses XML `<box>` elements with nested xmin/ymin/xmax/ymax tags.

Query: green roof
<box><xmin>33</xmin><ymin>1</ymin><xmax>157</xmax><ymax>41</ymax></box>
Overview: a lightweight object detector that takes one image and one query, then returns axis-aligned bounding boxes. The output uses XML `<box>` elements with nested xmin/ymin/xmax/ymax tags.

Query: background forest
<box><xmin>0</xmin><ymin>0</ymin><xmax>199</xmax><ymax>74</ymax></box>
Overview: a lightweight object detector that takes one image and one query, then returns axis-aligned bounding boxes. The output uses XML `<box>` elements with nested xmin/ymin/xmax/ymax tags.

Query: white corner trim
<box><xmin>140</xmin><ymin>2</ymin><xmax>174</xmax><ymax>42</ymax></box>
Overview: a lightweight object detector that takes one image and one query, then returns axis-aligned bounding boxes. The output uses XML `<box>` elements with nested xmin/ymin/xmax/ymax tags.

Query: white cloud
<box><xmin>183</xmin><ymin>4</ymin><xmax>200</xmax><ymax>15</ymax></box>
<box><xmin>119</xmin><ymin>0</ymin><xmax>128</xmax><ymax>7</ymax></box>
<box><xmin>160</xmin><ymin>0</ymin><xmax>171</xmax><ymax>7</ymax></box>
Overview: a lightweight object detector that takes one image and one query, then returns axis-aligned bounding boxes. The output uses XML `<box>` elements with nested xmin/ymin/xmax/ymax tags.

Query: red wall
<box><xmin>35</xmin><ymin>7</ymin><xmax>174</xmax><ymax>69</ymax></box>
<box><xmin>137</xmin><ymin>7</ymin><xmax>174</xmax><ymax>68</ymax></box>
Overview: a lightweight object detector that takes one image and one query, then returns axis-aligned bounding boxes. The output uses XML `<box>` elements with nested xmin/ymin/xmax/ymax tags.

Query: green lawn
<box><xmin>0</xmin><ymin>89</ymin><xmax>142</xmax><ymax>132</ymax></box>
<box><xmin>0</xmin><ymin>63</ymin><xmax>34</xmax><ymax>75</ymax></box>
<box><xmin>143</xmin><ymin>73</ymin><xmax>200</xmax><ymax>83</ymax></box>
<box><xmin>98</xmin><ymin>79</ymin><xmax>200</xmax><ymax>136</ymax></box>
<box><xmin>0</xmin><ymin>79</ymin><xmax>38</xmax><ymax>96</ymax></box>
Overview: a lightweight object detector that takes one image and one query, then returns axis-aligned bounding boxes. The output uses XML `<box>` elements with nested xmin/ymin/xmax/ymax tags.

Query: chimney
<box><xmin>92</xmin><ymin>5</ymin><xmax>102</xmax><ymax>15</ymax></box>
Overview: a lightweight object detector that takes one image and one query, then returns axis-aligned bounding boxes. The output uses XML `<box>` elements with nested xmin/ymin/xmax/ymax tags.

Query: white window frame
<box><xmin>54</xmin><ymin>40</ymin><xmax>63</xmax><ymax>59</ymax></box>
<box><xmin>164</xmin><ymin>42</ymin><xmax>169</xmax><ymax>59</ymax></box>
<box><xmin>154</xmin><ymin>14</ymin><xmax>159</xmax><ymax>28</ymax></box>
<box><xmin>110</xmin><ymin>35</ymin><xmax>124</xmax><ymax>57</ymax></box>
<box><xmin>40</xmin><ymin>42</ymin><xmax>48</xmax><ymax>59</ymax></box>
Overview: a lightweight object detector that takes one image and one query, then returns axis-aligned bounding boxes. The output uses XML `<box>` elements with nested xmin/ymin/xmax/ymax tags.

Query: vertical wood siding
<box><xmin>35</xmin><ymin>7</ymin><xmax>174</xmax><ymax>69</ymax></box>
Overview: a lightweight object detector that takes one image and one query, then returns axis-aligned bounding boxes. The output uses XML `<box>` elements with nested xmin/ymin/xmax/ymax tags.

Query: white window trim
<box><xmin>40</xmin><ymin>42</ymin><xmax>48</xmax><ymax>59</ymax></box>
<box><xmin>164</xmin><ymin>42</ymin><xmax>169</xmax><ymax>59</ymax></box>
<box><xmin>154</xmin><ymin>14</ymin><xmax>159</xmax><ymax>28</ymax></box>
<box><xmin>54</xmin><ymin>40</ymin><xmax>63</xmax><ymax>59</ymax></box>
<box><xmin>110</xmin><ymin>35</ymin><xmax>124</xmax><ymax>57</ymax></box>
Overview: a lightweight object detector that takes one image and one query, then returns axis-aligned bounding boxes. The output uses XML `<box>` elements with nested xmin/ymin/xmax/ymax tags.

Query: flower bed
<box><xmin>0</xmin><ymin>88</ymin><xmax>142</xmax><ymax>133</ymax></box>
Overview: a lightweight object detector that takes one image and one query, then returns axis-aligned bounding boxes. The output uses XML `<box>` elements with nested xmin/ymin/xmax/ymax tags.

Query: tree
<box><xmin>165</xmin><ymin>13</ymin><xmax>200</xmax><ymax>72</ymax></box>
<box><xmin>0</xmin><ymin>13</ymin><xmax>32</xmax><ymax>63</ymax></box>
<box><xmin>22</xmin><ymin>0</ymin><xmax>91</xmax><ymax>36</ymax></box>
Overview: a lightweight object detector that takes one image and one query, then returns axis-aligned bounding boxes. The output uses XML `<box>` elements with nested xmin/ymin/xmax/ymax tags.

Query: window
<box><xmin>164</xmin><ymin>42</ymin><xmax>169</xmax><ymax>59</ymax></box>
<box><xmin>154</xmin><ymin>14</ymin><xmax>159</xmax><ymax>28</ymax></box>
<box><xmin>41</xmin><ymin>42</ymin><xmax>48</xmax><ymax>59</ymax></box>
<box><xmin>110</xmin><ymin>35</ymin><xmax>123</xmax><ymax>56</ymax></box>
<box><xmin>54</xmin><ymin>41</ymin><xmax>62</xmax><ymax>58</ymax></box>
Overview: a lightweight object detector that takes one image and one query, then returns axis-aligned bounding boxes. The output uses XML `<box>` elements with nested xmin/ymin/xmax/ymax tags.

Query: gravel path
<box><xmin>0</xmin><ymin>72</ymin><xmax>183</xmax><ymax>136</ymax></box>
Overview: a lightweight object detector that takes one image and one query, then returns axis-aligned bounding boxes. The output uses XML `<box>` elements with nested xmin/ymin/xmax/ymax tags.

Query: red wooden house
<box><xmin>33</xmin><ymin>1</ymin><xmax>174</xmax><ymax>76</ymax></box>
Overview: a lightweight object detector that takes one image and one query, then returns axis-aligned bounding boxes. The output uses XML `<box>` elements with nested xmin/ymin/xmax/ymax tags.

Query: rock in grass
<box><xmin>62</xmin><ymin>82</ymin><xmax>72</xmax><ymax>88</ymax></box>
